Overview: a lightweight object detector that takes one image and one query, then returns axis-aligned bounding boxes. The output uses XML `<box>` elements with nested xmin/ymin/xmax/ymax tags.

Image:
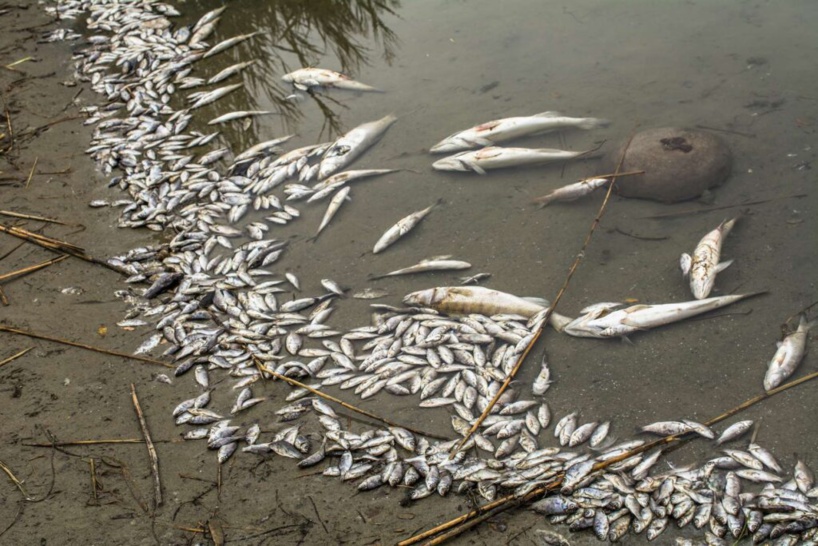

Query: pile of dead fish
<box><xmin>42</xmin><ymin>1</ymin><xmax>818</xmax><ymax>544</ymax></box>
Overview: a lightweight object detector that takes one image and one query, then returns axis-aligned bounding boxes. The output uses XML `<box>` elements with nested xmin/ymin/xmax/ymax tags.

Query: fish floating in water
<box><xmin>561</xmin><ymin>292</ymin><xmax>765</xmax><ymax>338</ymax></box>
<box><xmin>318</xmin><ymin>114</ymin><xmax>397</xmax><ymax>180</ymax></box>
<box><xmin>373</xmin><ymin>199</ymin><xmax>441</xmax><ymax>254</ymax></box>
<box><xmin>680</xmin><ymin>218</ymin><xmax>737</xmax><ymax>299</ymax></box>
<box><xmin>432</xmin><ymin>146</ymin><xmax>592</xmax><ymax>174</ymax></box>
<box><xmin>430</xmin><ymin>111</ymin><xmax>610</xmax><ymax>153</ymax></box>
<box><xmin>282</xmin><ymin>68</ymin><xmax>381</xmax><ymax>92</ymax></box>
<box><xmin>370</xmin><ymin>256</ymin><xmax>471</xmax><ymax>280</ymax></box>
<box><xmin>763</xmin><ymin>314</ymin><xmax>814</xmax><ymax>391</ymax></box>
<box><xmin>532</xmin><ymin>177</ymin><xmax>609</xmax><ymax>208</ymax></box>
<box><xmin>403</xmin><ymin>286</ymin><xmax>549</xmax><ymax>318</ymax></box>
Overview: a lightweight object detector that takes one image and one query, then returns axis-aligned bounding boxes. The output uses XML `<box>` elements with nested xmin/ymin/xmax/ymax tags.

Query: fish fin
<box><xmin>620</xmin><ymin>335</ymin><xmax>634</xmax><ymax>345</ymax></box>
<box><xmin>468</xmin><ymin>136</ymin><xmax>494</xmax><ymax>148</ymax></box>
<box><xmin>294</xmin><ymin>83</ymin><xmax>309</xmax><ymax>91</ymax></box>
<box><xmin>534</xmin><ymin>111</ymin><xmax>562</xmax><ymax>118</ymax></box>
<box><xmin>680</xmin><ymin>253</ymin><xmax>692</xmax><ymax>277</ymax></box>
<box><xmin>460</xmin><ymin>158</ymin><xmax>486</xmax><ymax>175</ymax></box>
<box><xmin>721</xmin><ymin>217</ymin><xmax>738</xmax><ymax>234</ymax></box>
<box><xmin>522</xmin><ymin>297</ymin><xmax>551</xmax><ymax>308</ymax></box>
<box><xmin>715</xmin><ymin>259</ymin><xmax>734</xmax><ymax>273</ymax></box>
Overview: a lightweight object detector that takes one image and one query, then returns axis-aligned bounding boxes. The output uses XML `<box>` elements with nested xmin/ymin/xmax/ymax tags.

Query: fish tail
<box><xmin>531</xmin><ymin>193</ymin><xmax>556</xmax><ymax>208</ymax></box>
<box><xmin>721</xmin><ymin>217</ymin><xmax>738</xmax><ymax>235</ymax></box>
<box><xmin>577</xmin><ymin>118</ymin><xmax>611</xmax><ymax>130</ymax></box>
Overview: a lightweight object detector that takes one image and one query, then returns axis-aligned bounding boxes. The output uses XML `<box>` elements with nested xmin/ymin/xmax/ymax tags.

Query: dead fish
<box><xmin>208</xmin><ymin>110</ymin><xmax>274</xmax><ymax>125</ymax></box>
<box><xmin>563</xmin><ymin>292</ymin><xmax>765</xmax><ymax>338</ymax></box>
<box><xmin>430</xmin><ymin>111</ymin><xmax>610</xmax><ymax>153</ymax></box>
<box><xmin>432</xmin><ymin>146</ymin><xmax>592</xmax><ymax>174</ymax></box>
<box><xmin>373</xmin><ymin>199</ymin><xmax>441</xmax><ymax>253</ymax></box>
<box><xmin>189</xmin><ymin>83</ymin><xmax>243</xmax><ymax>110</ymax></box>
<box><xmin>311</xmin><ymin>186</ymin><xmax>351</xmax><ymax>241</ymax></box>
<box><xmin>207</xmin><ymin>59</ymin><xmax>257</xmax><ymax>85</ymax></box>
<box><xmin>318</xmin><ymin>114</ymin><xmax>397</xmax><ymax>179</ymax></box>
<box><xmin>532</xmin><ymin>177</ymin><xmax>609</xmax><ymax>208</ymax></box>
<box><xmin>716</xmin><ymin>420</ymin><xmax>754</xmax><ymax>445</ymax></box>
<box><xmin>680</xmin><ymin>218</ymin><xmax>737</xmax><ymax>300</ymax></box>
<box><xmin>352</xmin><ymin>288</ymin><xmax>390</xmax><ymax>300</ymax></box>
<box><xmin>459</xmin><ymin>272</ymin><xmax>491</xmax><ymax>285</ymax></box>
<box><xmin>763</xmin><ymin>315</ymin><xmax>813</xmax><ymax>391</ymax></box>
<box><xmin>202</xmin><ymin>31</ymin><xmax>260</xmax><ymax>59</ymax></box>
<box><xmin>282</xmin><ymin>67</ymin><xmax>380</xmax><ymax>92</ymax></box>
<box><xmin>403</xmin><ymin>286</ymin><xmax>548</xmax><ymax>318</ymax></box>
<box><xmin>370</xmin><ymin>257</ymin><xmax>471</xmax><ymax>281</ymax></box>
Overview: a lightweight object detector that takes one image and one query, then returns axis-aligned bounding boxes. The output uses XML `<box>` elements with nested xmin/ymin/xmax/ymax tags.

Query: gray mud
<box><xmin>1</xmin><ymin>1</ymin><xmax>816</xmax><ymax>545</ymax></box>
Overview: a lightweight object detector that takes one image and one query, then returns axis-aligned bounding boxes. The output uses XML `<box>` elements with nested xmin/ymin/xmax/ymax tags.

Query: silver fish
<box><xmin>432</xmin><ymin>146</ymin><xmax>591</xmax><ymax>174</ymax></box>
<box><xmin>763</xmin><ymin>315</ymin><xmax>813</xmax><ymax>391</ymax></box>
<box><xmin>532</xmin><ymin>177</ymin><xmax>609</xmax><ymax>207</ymax></box>
<box><xmin>403</xmin><ymin>286</ymin><xmax>548</xmax><ymax>317</ymax></box>
<box><xmin>680</xmin><ymin>218</ymin><xmax>737</xmax><ymax>300</ymax></box>
<box><xmin>318</xmin><ymin>114</ymin><xmax>397</xmax><ymax>179</ymax></box>
<box><xmin>373</xmin><ymin>199</ymin><xmax>441</xmax><ymax>253</ymax></box>
<box><xmin>202</xmin><ymin>32</ymin><xmax>260</xmax><ymax>59</ymax></box>
<box><xmin>430</xmin><ymin>111</ymin><xmax>609</xmax><ymax>153</ymax></box>
<box><xmin>282</xmin><ymin>68</ymin><xmax>380</xmax><ymax>92</ymax></box>
<box><xmin>311</xmin><ymin>186</ymin><xmax>351</xmax><ymax>240</ymax></box>
<box><xmin>371</xmin><ymin>256</ymin><xmax>471</xmax><ymax>281</ymax></box>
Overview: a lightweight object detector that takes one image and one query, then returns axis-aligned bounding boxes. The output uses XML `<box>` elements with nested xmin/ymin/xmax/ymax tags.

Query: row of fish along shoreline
<box><xmin>0</xmin><ymin>1</ymin><xmax>816</xmax><ymax>545</ymax></box>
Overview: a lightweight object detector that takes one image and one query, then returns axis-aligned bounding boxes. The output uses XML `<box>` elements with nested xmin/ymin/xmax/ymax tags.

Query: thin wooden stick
<box><xmin>402</xmin><ymin>365</ymin><xmax>818</xmax><ymax>546</ymax></box>
<box><xmin>23</xmin><ymin>438</ymin><xmax>148</xmax><ymax>447</ymax></box>
<box><xmin>0</xmin><ymin>254</ymin><xmax>67</xmax><ymax>283</ymax></box>
<box><xmin>89</xmin><ymin>458</ymin><xmax>99</xmax><ymax>505</ymax></box>
<box><xmin>0</xmin><ymin>224</ymin><xmax>129</xmax><ymax>275</ymax></box>
<box><xmin>0</xmin><ymin>210</ymin><xmax>69</xmax><ymax>225</ymax></box>
<box><xmin>0</xmin><ymin>324</ymin><xmax>173</xmax><ymax>368</ymax></box>
<box><xmin>449</xmin><ymin>133</ymin><xmax>636</xmax><ymax>457</ymax></box>
<box><xmin>130</xmin><ymin>384</ymin><xmax>162</xmax><ymax>508</ymax></box>
<box><xmin>579</xmin><ymin>169</ymin><xmax>644</xmax><ymax>181</ymax></box>
<box><xmin>0</xmin><ymin>347</ymin><xmax>32</xmax><ymax>367</ymax></box>
<box><xmin>0</xmin><ymin>285</ymin><xmax>7</xmax><ymax>306</ymax></box>
<box><xmin>24</xmin><ymin>157</ymin><xmax>37</xmax><ymax>188</ymax></box>
<box><xmin>253</xmin><ymin>358</ymin><xmax>449</xmax><ymax>440</ymax></box>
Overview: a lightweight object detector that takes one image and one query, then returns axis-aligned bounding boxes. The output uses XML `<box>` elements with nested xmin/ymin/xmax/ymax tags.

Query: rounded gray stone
<box><xmin>603</xmin><ymin>127</ymin><xmax>733</xmax><ymax>203</ymax></box>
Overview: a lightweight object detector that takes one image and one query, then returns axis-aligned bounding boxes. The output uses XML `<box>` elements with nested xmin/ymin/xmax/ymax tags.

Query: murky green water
<box><xmin>74</xmin><ymin>0</ymin><xmax>818</xmax><ymax>543</ymax></box>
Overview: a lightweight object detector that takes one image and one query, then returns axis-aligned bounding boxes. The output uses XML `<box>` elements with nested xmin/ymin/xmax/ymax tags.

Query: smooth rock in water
<box><xmin>603</xmin><ymin>127</ymin><xmax>733</xmax><ymax>203</ymax></box>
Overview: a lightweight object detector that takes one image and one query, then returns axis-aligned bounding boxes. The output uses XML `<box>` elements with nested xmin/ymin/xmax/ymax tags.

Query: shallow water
<box><xmin>2</xmin><ymin>1</ymin><xmax>816</xmax><ymax>544</ymax></box>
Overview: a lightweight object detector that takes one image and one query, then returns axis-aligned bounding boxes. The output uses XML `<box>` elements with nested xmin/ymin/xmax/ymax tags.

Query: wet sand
<box><xmin>1</xmin><ymin>1</ymin><xmax>816</xmax><ymax>545</ymax></box>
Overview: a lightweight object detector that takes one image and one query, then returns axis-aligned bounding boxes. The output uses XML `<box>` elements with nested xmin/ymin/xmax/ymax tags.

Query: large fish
<box><xmin>562</xmin><ymin>292</ymin><xmax>764</xmax><ymax>338</ymax></box>
<box><xmin>282</xmin><ymin>68</ymin><xmax>380</xmax><ymax>92</ymax></box>
<box><xmin>430</xmin><ymin>111</ymin><xmax>610</xmax><ymax>153</ymax></box>
<box><xmin>763</xmin><ymin>315</ymin><xmax>814</xmax><ymax>391</ymax></box>
<box><xmin>403</xmin><ymin>286</ymin><xmax>550</xmax><ymax>318</ymax></box>
<box><xmin>318</xmin><ymin>114</ymin><xmax>397</xmax><ymax>180</ymax></box>
<box><xmin>432</xmin><ymin>146</ymin><xmax>591</xmax><ymax>174</ymax></box>
<box><xmin>680</xmin><ymin>218</ymin><xmax>737</xmax><ymax>299</ymax></box>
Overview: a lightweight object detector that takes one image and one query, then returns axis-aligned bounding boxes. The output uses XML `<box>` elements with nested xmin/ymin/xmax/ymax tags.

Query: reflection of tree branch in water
<box><xmin>307</xmin><ymin>90</ymin><xmax>351</xmax><ymax>139</ymax></box>
<box><xmin>213</xmin><ymin>0</ymin><xmax>400</xmax><ymax>140</ymax></box>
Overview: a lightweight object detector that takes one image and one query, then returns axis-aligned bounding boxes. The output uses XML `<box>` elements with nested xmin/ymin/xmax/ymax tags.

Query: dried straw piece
<box><xmin>130</xmin><ymin>384</ymin><xmax>162</xmax><ymax>508</ymax></box>
<box><xmin>0</xmin><ymin>347</ymin><xmax>32</xmax><ymax>368</ymax></box>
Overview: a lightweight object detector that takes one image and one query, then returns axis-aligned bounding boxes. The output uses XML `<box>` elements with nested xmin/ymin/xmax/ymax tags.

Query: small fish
<box><xmin>763</xmin><ymin>315</ymin><xmax>813</xmax><ymax>391</ymax></box>
<box><xmin>459</xmin><ymin>272</ymin><xmax>491</xmax><ymax>285</ymax></box>
<box><xmin>311</xmin><ymin>187</ymin><xmax>351</xmax><ymax>240</ymax></box>
<box><xmin>532</xmin><ymin>177</ymin><xmax>609</xmax><ymax>207</ymax></box>
<box><xmin>430</xmin><ymin>111</ymin><xmax>610</xmax><ymax>153</ymax></box>
<box><xmin>207</xmin><ymin>60</ymin><xmax>257</xmax><ymax>85</ymax></box>
<box><xmin>321</xmin><ymin>278</ymin><xmax>346</xmax><ymax>297</ymax></box>
<box><xmin>208</xmin><ymin>110</ymin><xmax>273</xmax><ymax>125</ymax></box>
<box><xmin>373</xmin><ymin>199</ymin><xmax>441</xmax><ymax>253</ymax></box>
<box><xmin>202</xmin><ymin>31</ymin><xmax>260</xmax><ymax>59</ymax></box>
<box><xmin>134</xmin><ymin>333</ymin><xmax>163</xmax><ymax>355</ymax></box>
<box><xmin>716</xmin><ymin>420</ymin><xmax>753</xmax><ymax>444</ymax></box>
<box><xmin>189</xmin><ymin>83</ymin><xmax>244</xmax><ymax>110</ymax></box>
<box><xmin>680</xmin><ymin>218</ymin><xmax>737</xmax><ymax>299</ymax></box>
<box><xmin>371</xmin><ymin>256</ymin><xmax>471</xmax><ymax>280</ymax></box>
<box><xmin>432</xmin><ymin>146</ymin><xmax>592</xmax><ymax>174</ymax></box>
<box><xmin>404</xmin><ymin>285</ymin><xmax>548</xmax><ymax>317</ymax></box>
<box><xmin>282</xmin><ymin>68</ymin><xmax>380</xmax><ymax>92</ymax></box>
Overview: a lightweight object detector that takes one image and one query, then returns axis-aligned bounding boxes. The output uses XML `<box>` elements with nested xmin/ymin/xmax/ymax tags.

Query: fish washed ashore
<box><xmin>1</xmin><ymin>1</ymin><xmax>817</xmax><ymax>546</ymax></box>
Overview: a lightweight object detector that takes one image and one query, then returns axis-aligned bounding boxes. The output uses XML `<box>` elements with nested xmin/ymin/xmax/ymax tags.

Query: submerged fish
<box><xmin>371</xmin><ymin>256</ymin><xmax>471</xmax><ymax>280</ymax></box>
<box><xmin>282</xmin><ymin>68</ymin><xmax>380</xmax><ymax>92</ymax></box>
<box><xmin>432</xmin><ymin>146</ymin><xmax>592</xmax><ymax>174</ymax></box>
<box><xmin>403</xmin><ymin>286</ymin><xmax>549</xmax><ymax>318</ymax></box>
<box><xmin>318</xmin><ymin>114</ymin><xmax>397</xmax><ymax>180</ymax></box>
<box><xmin>430</xmin><ymin>111</ymin><xmax>609</xmax><ymax>153</ymax></box>
<box><xmin>680</xmin><ymin>218</ymin><xmax>737</xmax><ymax>300</ymax></box>
<box><xmin>311</xmin><ymin>187</ymin><xmax>351</xmax><ymax>241</ymax></box>
<box><xmin>563</xmin><ymin>292</ymin><xmax>765</xmax><ymax>338</ymax></box>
